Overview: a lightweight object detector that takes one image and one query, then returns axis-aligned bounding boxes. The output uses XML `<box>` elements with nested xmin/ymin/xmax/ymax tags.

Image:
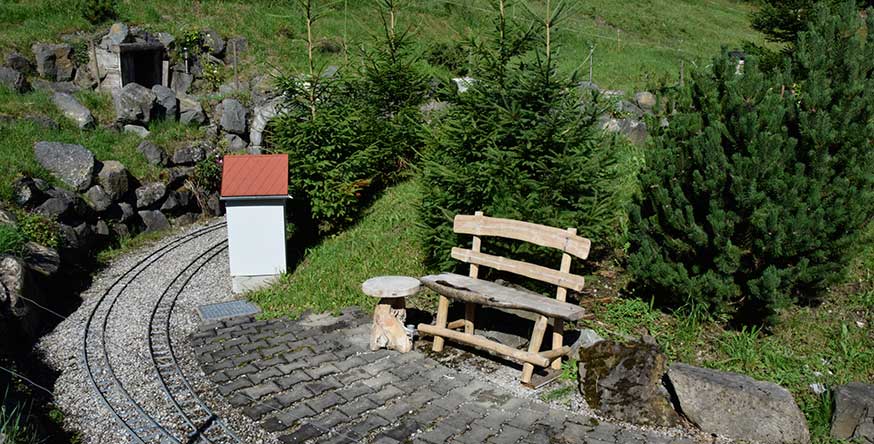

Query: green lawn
<box><xmin>0</xmin><ymin>0</ymin><xmax>766</xmax><ymax>91</ymax></box>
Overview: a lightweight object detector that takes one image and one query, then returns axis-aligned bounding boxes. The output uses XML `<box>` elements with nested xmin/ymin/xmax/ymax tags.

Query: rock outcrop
<box><xmin>51</xmin><ymin>92</ymin><xmax>94</xmax><ymax>129</ymax></box>
<box><xmin>831</xmin><ymin>382</ymin><xmax>874</xmax><ymax>442</ymax></box>
<box><xmin>33</xmin><ymin>141</ymin><xmax>96</xmax><ymax>192</ymax></box>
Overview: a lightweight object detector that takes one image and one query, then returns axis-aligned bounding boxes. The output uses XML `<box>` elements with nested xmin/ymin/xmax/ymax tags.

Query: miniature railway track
<box><xmin>82</xmin><ymin>222</ymin><xmax>242</xmax><ymax>443</ymax></box>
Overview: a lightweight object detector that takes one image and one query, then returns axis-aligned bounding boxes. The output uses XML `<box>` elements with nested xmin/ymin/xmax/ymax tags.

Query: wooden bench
<box><xmin>417</xmin><ymin>212</ymin><xmax>590</xmax><ymax>386</ymax></box>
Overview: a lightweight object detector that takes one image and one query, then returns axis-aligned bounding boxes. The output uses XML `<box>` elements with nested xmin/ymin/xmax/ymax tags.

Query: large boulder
<box><xmin>137</xmin><ymin>141</ymin><xmax>167</xmax><ymax>166</ymax></box>
<box><xmin>635</xmin><ymin>91</ymin><xmax>657</xmax><ymax>112</ymax></box>
<box><xmin>219</xmin><ymin>98</ymin><xmax>247</xmax><ymax>135</ymax></box>
<box><xmin>113</xmin><ymin>82</ymin><xmax>157</xmax><ymax>125</ymax></box>
<box><xmin>600</xmin><ymin>116</ymin><xmax>648</xmax><ymax>146</ymax></box>
<box><xmin>97</xmin><ymin>160</ymin><xmax>129</xmax><ymax>200</ymax></box>
<box><xmin>123</xmin><ymin>124</ymin><xmax>150</xmax><ymax>138</ymax></box>
<box><xmin>31</xmin><ymin>79</ymin><xmax>79</xmax><ymax>94</ymax></box>
<box><xmin>831</xmin><ymin>382</ymin><xmax>874</xmax><ymax>442</ymax></box>
<box><xmin>51</xmin><ymin>92</ymin><xmax>94</xmax><ymax>129</ymax></box>
<box><xmin>178</xmin><ymin>95</ymin><xmax>206</xmax><ymax>125</ymax></box>
<box><xmin>84</xmin><ymin>185</ymin><xmax>112</xmax><ymax>213</ymax></box>
<box><xmin>47</xmin><ymin>188</ymin><xmax>91</xmax><ymax>221</ymax></box>
<box><xmin>33</xmin><ymin>141</ymin><xmax>96</xmax><ymax>192</ymax></box>
<box><xmin>171</xmin><ymin>71</ymin><xmax>194</xmax><ymax>95</ymax></box>
<box><xmin>22</xmin><ymin>242</ymin><xmax>59</xmax><ymax>277</ymax></box>
<box><xmin>138</xmin><ymin>210</ymin><xmax>170</xmax><ymax>232</ymax></box>
<box><xmin>578</xmin><ymin>339</ymin><xmax>680</xmax><ymax>427</ymax></box>
<box><xmin>0</xmin><ymin>67</ymin><xmax>29</xmax><ymax>93</ymax></box>
<box><xmin>224</xmin><ymin>133</ymin><xmax>247</xmax><ymax>152</ymax></box>
<box><xmin>31</xmin><ymin>43</ymin><xmax>74</xmax><ymax>81</ymax></box>
<box><xmin>152</xmin><ymin>85</ymin><xmax>178</xmax><ymax>120</ymax></box>
<box><xmin>35</xmin><ymin>196</ymin><xmax>72</xmax><ymax>220</ymax></box>
<box><xmin>135</xmin><ymin>182</ymin><xmax>166</xmax><ymax>209</ymax></box>
<box><xmin>668</xmin><ymin>363</ymin><xmax>810</xmax><ymax>444</ymax></box>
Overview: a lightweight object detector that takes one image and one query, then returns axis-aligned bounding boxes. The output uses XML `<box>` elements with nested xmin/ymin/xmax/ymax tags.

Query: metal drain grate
<box><xmin>197</xmin><ymin>300</ymin><xmax>260</xmax><ymax>321</ymax></box>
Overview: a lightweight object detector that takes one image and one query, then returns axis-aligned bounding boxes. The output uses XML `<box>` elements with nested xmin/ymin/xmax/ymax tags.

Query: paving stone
<box><xmin>339</xmin><ymin>396</ymin><xmax>378</xmax><ymax>418</ymax></box>
<box><xmin>277</xmin><ymin>371</ymin><xmax>312</xmax><ymax>390</ymax></box>
<box><xmin>310</xmin><ymin>410</ymin><xmax>351</xmax><ymax>430</ymax></box>
<box><xmin>275</xmin><ymin>385</ymin><xmax>315</xmax><ymax>407</ymax></box>
<box><xmin>243</xmin><ymin>398</ymin><xmax>283</xmax><ymax>420</ymax></box>
<box><xmin>255</xmin><ymin>356</ymin><xmax>288</xmax><ymax>369</ymax></box>
<box><xmin>337</xmin><ymin>382</ymin><xmax>374</xmax><ymax>402</ymax></box>
<box><xmin>370</xmin><ymin>436</ymin><xmax>401</xmax><ymax>444</ymax></box>
<box><xmin>307</xmin><ymin>391</ymin><xmax>345</xmax><ymax>412</ymax></box>
<box><xmin>240</xmin><ymin>381</ymin><xmax>281</xmax><ymax>400</ymax></box>
<box><xmin>225</xmin><ymin>364</ymin><xmax>258</xmax><ymax>379</ymax></box>
<box><xmin>369</xmin><ymin>385</ymin><xmax>405</xmax><ymax>404</ymax></box>
<box><xmin>250</xmin><ymin>367</ymin><xmax>284</xmax><ymax>385</ymax></box>
<box><xmin>306</xmin><ymin>362</ymin><xmax>341</xmax><ymax>380</ymax></box>
<box><xmin>334</xmin><ymin>356</ymin><xmax>366</xmax><ymax>371</ymax></box>
<box><xmin>407</xmin><ymin>405</ymin><xmax>449</xmax><ymax>427</ymax></box>
<box><xmin>489</xmin><ymin>425</ymin><xmax>526</xmax><ymax>444</ymax></box>
<box><xmin>347</xmin><ymin>415</ymin><xmax>390</xmax><ymax>439</ymax></box>
<box><xmin>273</xmin><ymin>404</ymin><xmax>318</xmax><ymax>429</ymax></box>
<box><xmin>375</xmin><ymin>401</ymin><xmax>414</xmax><ymax>422</ymax></box>
<box><xmin>218</xmin><ymin>377</ymin><xmax>253</xmax><ymax>396</ymax></box>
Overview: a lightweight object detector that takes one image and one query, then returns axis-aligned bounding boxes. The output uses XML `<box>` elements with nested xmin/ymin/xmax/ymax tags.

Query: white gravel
<box><xmin>38</xmin><ymin>219</ymin><xmax>280</xmax><ymax>444</ymax></box>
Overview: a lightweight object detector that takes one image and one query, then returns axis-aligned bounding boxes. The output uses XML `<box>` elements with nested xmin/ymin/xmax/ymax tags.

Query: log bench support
<box><xmin>417</xmin><ymin>212</ymin><xmax>591</xmax><ymax>386</ymax></box>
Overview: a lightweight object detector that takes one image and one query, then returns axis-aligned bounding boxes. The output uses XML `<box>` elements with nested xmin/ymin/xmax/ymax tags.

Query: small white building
<box><xmin>220</xmin><ymin>154</ymin><xmax>290</xmax><ymax>293</ymax></box>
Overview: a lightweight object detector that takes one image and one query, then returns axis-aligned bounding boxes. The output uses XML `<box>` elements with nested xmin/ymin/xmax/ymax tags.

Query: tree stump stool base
<box><xmin>362</xmin><ymin>276</ymin><xmax>421</xmax><ymax>353</ymax></box>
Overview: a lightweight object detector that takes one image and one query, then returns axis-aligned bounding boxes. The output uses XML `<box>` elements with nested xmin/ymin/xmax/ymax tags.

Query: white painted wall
<box><xmin>225</xmin><ymin>199</ymin><xmax>287</xmax><ymax>278</ymax></box>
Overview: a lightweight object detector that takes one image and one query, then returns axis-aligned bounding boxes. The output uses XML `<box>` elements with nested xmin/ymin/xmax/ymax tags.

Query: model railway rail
<box><xmin>82</xmin><ymin>222</ymin><xmax>242</xmax><ymax>444</ymax></box>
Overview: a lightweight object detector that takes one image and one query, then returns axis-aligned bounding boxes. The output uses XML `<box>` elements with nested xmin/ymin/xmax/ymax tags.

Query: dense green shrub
<box><xmin>79</xmin><ymin>0</ymin><xmax>118</xmax><ymax>24</ymax></box>
<box><xmin>0</xmin><ymin>225</ymin><xmax>26</xmax><ymax>257</ymax></box>
<box><xmin>270</xmin><ymin>0</ymin><xmax>426</xmax><ymax>234</ymax></box>
<box><xmin>628</xmin><ymin>2</ymin><xmax>874</xmax><ymax>323</ymax></box>
<box><xmin>419</xmin><ymin>1</ymin><xmax>626</xmax><ymax>272</ymax></box>
<box><xmin>192</xmin><ymin>154</ymin><xmax>223</xmax><ymax>193</ymax></box>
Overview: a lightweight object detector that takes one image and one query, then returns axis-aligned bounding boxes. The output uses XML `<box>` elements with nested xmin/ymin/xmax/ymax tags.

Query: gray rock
<box><xmin>135</xmin><ymin>182</ymin><xmax>166</xmax><ymax>209</ymax></box>
<box><xmin>11</xmin><ymin>178</ymin><xmax>48</xmax><ymax>207</ymax></box>
<box><xmin>160</xmin><ymin>190</ymin><xmax>188</xmax><ymax>213</ymax></box>
<box><xmin>250</xmin><ymin>75</ymin><xmax>278</xmax><ymax>105</ymax></box>
<box><xmin>600</xmin><ymin>116</ymin><xmax>648</xmax><ymax>146</ymax></box>
<box><xmin>138</xmin><ymin>210</ymin><xmax>170</xmax><ymax>232</ymax></box>
<box><xmin>178</xmin><ymin>95</ymin><xmax>206</xmax><ymax>125</ymax></box>
<box><xmin>123</xmin><ymin>124</ymin><xmax>150</xmax><ymax>138</ymax></box>
<box><xmin>173</xmin><ymin>212</ymin><xmax>199</xmax><ymax>226</ymax></box>
<box><xmin>0</xmin><ymin>209</ymin><xmax>16</xmax><ymax>227</ymax></box>
<box><xmin>31</xmin><ymin>79</ymin><xmax>80</xmax><ymax>94</ymax></box>
<box><xmin>615</xmin><ymin>100</ymin><xmax>645</xmax><ymax>119</ymax></box>
<box><xmin>107</xmin><ymin>23</ymin><xmax>130</xmax><ymax>46</ymax></box>
<box><xmin>46</xmin><ymin>188</ymin><xmax>90</xmax><ymax>221</ymax></box>
<box><xmin>171</xmin><ymin>71</ymin><xmax>194</xmax><ymax>95</ymax></box>
<box><xmin>635</xmin><ymin>91</ymin><xmax>657</xmax><ymax>111</ymax></box>
<box><xmin>152</xmin><ymin>84</ymin><xmax>178</xmax><ymax>120</ymax></box>
<box><xmin>250</xmin><ymin>97</ymin><xmax>281</xmax><ymax>147</ymax></box>
<box><xmin>322</xmin><ymin>65</ymin><xmax>339</xmax><ymax>78</ymax></box>
<box><xmin>110</xmin><ymin>222</ymin><xmax>129</xmax><ymax>239</ymax></box>
<box><xmin>156</xmin><ymin>32</ymin><xmax>175</xmax><ymax>49</ymax></box>
<box><xmin>35</xmin><ymin>197</ymin><xmax>72</xmax><ymax>220</ymax></box>
<box><xmin>832</xmin><ymin>382</ymin><xmax>874</xmax><ymax>442</ymax></box>
<box><xmin>114</xmin><ymin>82</ymin><xmax>156</xmax><ymax>125</ymax></box>
<box><xmin>31</xmin><ymin>43</ymin><xmax>74</xmax><ymax>81</ymax></box>
<box><xmin>51</xmin><ymin>92</ymin><xmax>94</xmax><ymax>129</ymax></box>
<box><xmin>167</xmin><ymin>167</ymin><xmax>192</xmax><ymax>189</ymax></box>
<box><xmin>202</xmin><ymin>29</ymin><xmax>225</xmax><ymax>57</ymax></box>
<box><xmin>117</xmin><ymin>202</ymin><xmax>135</xmax><ymax>222</ymax></box>
<box><xmin>225</xmin><ymin>36</ymin><xmax>248</xmax><ymax>65</ymax></box>
<box><xmin>73</xmin><ymin>67</ymin><xmax>97</xmax><ymax>89</ymax></box>
<box><xmin>70</xmin><ymin>222</ymin><xmax>94</xmax><ymax>250</ymax></box>
<box><xmin>451</xmin><ymin>77</ymin><xmax>475</xmax><ymax>94</ymax></box>
<box><xmin>97</xmin><ymin>160</ymin><xmax>128</xmax><ymax>200</ymax></box>
<box><xmin>0</xmin><ymin>256</ymin><xmax>32</xmax><ymax>319</ymax></box>
<box><xmin>172</xmin><ymin>145</ymin><xmax>205</xmax><ymax>166</ymax></box>
<box><xmin>668</xmin><ymin>363</ymin><xmax>810</xmax><ymax>444</ymax></box>
<box><xmin>137</xmin><ymin>141</ymin><xmax>166</xmax><ymax>166</ymax></box>
<box><xmin>94</xmin><ymin>220</ymin><xmax>110</xmax><ymax>237</ymax></box>
<box><xmin>205</xmin><ymin>194</ymin><xmax>221</xmax><ymax>216</ymax></box>
<box><xmin>219</xmin><ymin>98</ymin><xmax>247</xmax><ymax>135</ymax></box>
<box><xmin>578</xmin><ymin>81</ymin><xmax>601</xmax><ymax>92</ymax></box>
<box><xmin>578</xmin><ymin>340</ymin><xmax>680</xmax><ymax>427</ymax></box>
<box><xmin>84</xmin><ymin>185</ymin><xmax>112</xmax><ymax>212</ymax></box>
<box><xmin>5</xmin><ymin>51</ymin><xmax>33</xmax><ymax>74</ymax></box>
<box><xmin>0</xmin><ymin>67</ymin><xmax>29</xmax><ymax>93</ymax></box>
<box><xmin>33</xmin><ymin>141</ymin><xmax>96</xmax><ymax>192</ymax></box>
<box><xmin>22</xmin><ymin>242</ymin><xmax>59</xmax><ymax>276</ymax></box>
<box><xmin>578</xmin><ymin>328</ymin><xmax>604</xmax><ymax>349</ymax></box>
<box><xmin>224</xmin><ymin>133</ymin><xmax>247</xmax><ymax>152</ymax></box>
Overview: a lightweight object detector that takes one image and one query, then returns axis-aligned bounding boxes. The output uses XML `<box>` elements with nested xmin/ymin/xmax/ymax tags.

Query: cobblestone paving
<box><xmin>192</xmin><ymin>309</ymin><xmax>697</xmax><ymax>444</ymax></box>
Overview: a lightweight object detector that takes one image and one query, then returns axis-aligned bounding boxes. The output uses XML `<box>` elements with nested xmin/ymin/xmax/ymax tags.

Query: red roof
<box><xmin>221</xmin><ymin>154</ymin><xmax>289</xmax><ymax>197</ymax></box>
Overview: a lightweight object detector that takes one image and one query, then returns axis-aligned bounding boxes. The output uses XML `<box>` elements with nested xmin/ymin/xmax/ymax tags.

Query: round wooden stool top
<box><xmin>362</xmin><ymin>276</ymin><xmax>421</xmax><ymax>299</ymax></box>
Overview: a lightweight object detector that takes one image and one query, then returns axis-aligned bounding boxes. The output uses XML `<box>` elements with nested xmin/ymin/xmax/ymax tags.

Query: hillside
<box><xmin>0</xmin><ymin>0</ymin><xmax>764</xmax><ymax>91</ymax></box>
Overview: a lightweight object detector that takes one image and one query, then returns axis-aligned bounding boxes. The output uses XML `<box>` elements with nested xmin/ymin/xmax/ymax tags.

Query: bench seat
<box><xmin>420</xmin><ymin>273</ymin><xmax>586</xmax><ymax>322</ymax></box>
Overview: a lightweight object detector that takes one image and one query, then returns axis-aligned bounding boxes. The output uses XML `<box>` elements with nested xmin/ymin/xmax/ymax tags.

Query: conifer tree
<box><xmin>629</xmin><ymin>1</ymin><xmax>874</xmax><ymax>323</ymax></box>
<box><xmin>419</xmin><ymin>0</ymin><xmax>624</xmax><ymax>271</ymax></box>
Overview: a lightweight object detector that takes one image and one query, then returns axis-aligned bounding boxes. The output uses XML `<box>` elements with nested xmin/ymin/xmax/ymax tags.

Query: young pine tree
<box><xmin>629</xmin><ymin>1</ymin><xmax>874</xmax><ymax>323</ymax></box>
<box><xmin>419</xmin><ymin>0</ymin><xmax>625</xmax><ymax>272</ymax></box>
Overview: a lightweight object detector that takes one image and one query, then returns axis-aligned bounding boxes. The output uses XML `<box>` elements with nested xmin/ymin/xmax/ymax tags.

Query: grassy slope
<box><xmin>249</xmin><ymin>180</ymin><xmax>427</xmax><ymax>318</ymax></box>
<box><xmin>0</xmin><ymin>0</ymin><xmax>764</xmax><ymax>91</ymax></box>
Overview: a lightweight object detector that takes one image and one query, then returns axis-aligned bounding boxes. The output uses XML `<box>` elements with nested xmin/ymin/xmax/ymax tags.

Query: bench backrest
<box><xmin>452</xmin><ymin>212</ymin><xmax>591</xmax><ymax>297</ymax></box>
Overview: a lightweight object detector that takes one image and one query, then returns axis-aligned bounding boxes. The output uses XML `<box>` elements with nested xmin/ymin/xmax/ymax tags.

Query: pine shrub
<box><xmin>419</xmin><ymin>1</ymin><xmax>626</xmax><ymax>272</ymax></box>
<box><xmin>628</xmin><ymin>2</ymin><xmax>874</xmax><ymax>323</ymax></box>
<box><xmin>79</xmin><ymin>0</ymin><xmax>118</xmax><ymax>25</ymax></box>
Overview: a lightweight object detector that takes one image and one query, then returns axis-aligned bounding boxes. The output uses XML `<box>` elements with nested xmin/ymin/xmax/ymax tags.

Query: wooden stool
<box><xmin>362</xmin><ymin>276</ymin><xmax>421</xmax><ymax>353</ymax></box>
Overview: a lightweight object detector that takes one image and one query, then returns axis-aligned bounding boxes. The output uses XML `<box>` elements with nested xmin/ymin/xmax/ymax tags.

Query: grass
<box><xmin>249</xmin><ymin>179</ymin><xmax>427</xmax><ymax>319</ymax></box>
<box><xmin>0</xmin><ymin>0</ymin><xmax>766</xmax><ymax>92</ymax></box>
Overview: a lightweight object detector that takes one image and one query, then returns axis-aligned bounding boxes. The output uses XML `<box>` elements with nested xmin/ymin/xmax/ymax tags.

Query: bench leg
<box><xmin>521</xmin><ymin>315</ymin><xmax>549</xmax><ymax>384</ymax></box>
<box><xmin>464</xmin><ymin>302</ymin><xmax>476</xmax><ymax>334</ymax></box>
<box><xmin>432</xmin><ymin>295</ymin><xmax>450</xmax><ymax>352</ymax></box>
<box><xmin>551</xmin><ymin>320</ymin><xmax>564</xmax><ymax>370</ymax></box>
